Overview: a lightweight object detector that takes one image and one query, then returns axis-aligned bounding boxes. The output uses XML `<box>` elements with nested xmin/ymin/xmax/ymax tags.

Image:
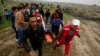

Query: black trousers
<box><xmin>32</xmin><ymin>42</ymin><xmax>43</xmax><ymax>56</ymax></box>
<box><xmin>52</xmin><ymin>26</ymin><xmax>59</xmax><ymax>39</ymax></box>
<box><xmin>12</xmin><ymin>26</ymin><xmax>18</xmax><ymax>39</ymax></box>
<box><xmin>0</xmin><ymin>16</ymin><xmax>2</xmax><ymax>24</ymax></box>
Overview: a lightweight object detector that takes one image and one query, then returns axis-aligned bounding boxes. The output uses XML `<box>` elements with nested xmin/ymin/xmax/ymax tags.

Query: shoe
<box><xmin>17</xmin><ymin>45</ymin><xmax>23</xmax><ymax>48</ymax></box>
<box><xmin>16</xmin><ymin>39</ymin><xmax>18</xmax><ymax>42</ymax></box>
<box><xmin>65</xmin><ymin>55</ymin><xmax>69</xmax><ymax>56</ymax></box>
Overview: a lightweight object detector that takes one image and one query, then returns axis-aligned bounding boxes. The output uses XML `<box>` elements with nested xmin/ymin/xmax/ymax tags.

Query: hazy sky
<box><xmin>38</xmin><ymin>0</ymin><xmax>100</xmax><ymax>5</ymax></box>
<box><xmin>20</xmin><ymin>0</ymin><xmax>100</xmax><ymax>6</ymax></box>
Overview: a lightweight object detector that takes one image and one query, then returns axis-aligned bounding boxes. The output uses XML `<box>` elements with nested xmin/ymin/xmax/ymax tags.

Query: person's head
<box><xmin>18</xmin><ymin>6</ymin><xmax>25</xmax><ymax>13</ymax></box>
<box><xmin>54</xmin><ymin>13</ymin><xmax>59</xmax><ymax>19</ymax></box>
<box><xmin>4</xmin><ymin>9</ymin><xmax>8</xmax><ymax>11</ymax></box>
<box><xmin>55</xmin><ymin>10</ymin><xmax>58</xmax><ymax>13</ymax></box>
<box><xmin>25</xmin><ymin>3</ymin><xmax>29</xmax><ymax>7</ymax></box>
<box><xmin>28</xmin><ymin>15</ymin><xmax>37</xmax><ymax>29</ymax></box>
<box><xmin>71</xmin><ymin>19</ymin><xmax>80</xmax><ymax>29</ymax></box>
<box><xmin>12</xmin><ymin>6</ymin><xmax>18</xmax><ymax>12</ymax></box>
<box><xmin>19</xmin><ymin>3</ymin><xmax>26</xmax><ymax>8</ymax></box>
<box><xmin>47</xmin><ymin>9</ymin><xmax>50</xmax><ymax>12</ymax></box>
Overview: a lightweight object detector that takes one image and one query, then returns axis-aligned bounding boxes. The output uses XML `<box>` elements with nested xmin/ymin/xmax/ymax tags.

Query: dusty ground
<box><xmin>0</xmin><ymin>0</ymin><xmax>100</xmax><ymax>56</ymax></box>
<box><xmin>0</xmin><ymin>17</ymin><xmax>100</xmax><ymax>56</ymax></box>
<box><xmin>0</xmin><ymin>7</ymin><xmax>100</xmax><ymax>56</ymax></box>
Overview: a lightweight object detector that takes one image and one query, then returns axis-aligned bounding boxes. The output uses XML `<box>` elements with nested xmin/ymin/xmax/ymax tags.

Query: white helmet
<box><xmin>72</xmin><ymin>19</ymin><xmax>80</xmax><ymax>26</ymax></box>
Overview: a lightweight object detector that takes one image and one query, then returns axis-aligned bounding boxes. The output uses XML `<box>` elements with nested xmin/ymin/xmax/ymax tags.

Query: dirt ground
<box><xmin>0</xmin><ymin>18</ymin><xmax>100</xmax><ymax>56</ymax></box>
<box><xmin>0</xmin><ymin>0</ymin><xmax>100</xmax><ymax>56</ymax></box>
<box><xmin>0</xmin><ymin>13</ymin><xmax>100</xmax><ymax>56</ymax></box>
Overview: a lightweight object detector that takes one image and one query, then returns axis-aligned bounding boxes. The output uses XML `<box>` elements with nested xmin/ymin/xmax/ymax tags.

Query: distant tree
<box><xmin>0</xmin><ymin>0</ymin><xmax>5</xmax><ymax>7</ymax></box>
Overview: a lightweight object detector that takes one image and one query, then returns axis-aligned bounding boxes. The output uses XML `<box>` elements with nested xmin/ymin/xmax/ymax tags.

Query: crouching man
<box><xmin>55</xmin><ymin>19</ymin><xmax>80</xmax><ymax>56</ymax></box>
<box><xmin>22</xmin><ymin>15</ymin><xmax>45</xmax><ymax>56</ymax></box>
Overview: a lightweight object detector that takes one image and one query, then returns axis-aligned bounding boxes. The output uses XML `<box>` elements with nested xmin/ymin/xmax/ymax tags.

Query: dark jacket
<box><xmin>39</xmin><ymin>9</ymin><xmax>44</xmax><ymax>17</ymax></box>
<box><xmin>0</xmin><ymin>16</ymin><xmax>2</xmax><ymax>24</ymax></box>
<box><xmin>9</xmin><ymin>12</ymin><xmax>15</xmax><ymax>28</ymax></box>
<box><xmin>22</xmin><ymin>24</ymin><xmax>45</xmax><ymax>52</ymax></box>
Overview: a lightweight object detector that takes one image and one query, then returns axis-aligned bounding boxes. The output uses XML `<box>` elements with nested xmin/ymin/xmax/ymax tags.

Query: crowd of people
<box><xmin>1</xmin><ymin>2</ymin><xmax>81</xmax><ymax>56</ymax></box>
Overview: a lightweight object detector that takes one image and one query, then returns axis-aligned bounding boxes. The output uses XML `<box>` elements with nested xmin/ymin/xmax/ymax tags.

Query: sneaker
<box><xmin>16</xmin><ymin>39</ymin><xmax>18</xmax><ymax>42</ymax></box>
<box><xmin>17</xmin><ymin>45</ymin><xmax>23</xmax><ymax>48</ymax></box>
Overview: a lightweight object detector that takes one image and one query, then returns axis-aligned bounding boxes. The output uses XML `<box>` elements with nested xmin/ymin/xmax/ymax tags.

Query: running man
<box><xmin>22</xmin><ymin>16</ymin><xmax>45</xmax><ymax>56</ymax></box>
<box><xmin>55</xmin><ymin>19</ymin><xmax>80</xmax><ymax>56</ymax></box>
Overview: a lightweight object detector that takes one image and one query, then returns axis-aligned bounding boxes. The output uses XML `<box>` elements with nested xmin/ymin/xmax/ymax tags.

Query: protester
<box><xmin>57</xmin><ymin>5</ymin><xmax>60</xmax><ymax>9</ymax></box>
<box><xmin>0</xmin><ymin>15</ymin><xmax>2</xmax><ymax>30</ymax></box>
<box><xmin>33</xmin><ymin>9</ymin><xmax>46</xmax><ymax>31</ymax></box>
<box><xmin>58</xmin><ymin>9</ymin><xmax>63</xmax><ymax>20</ymax></box>
<box><xmin>26</xmin><ymin>5</ymin><xmax>31</xmax><ymax>16</ymax></box>
<box><xmin>39</xmin><ymin>7</ymin><xmax>44</xmax><ymax>18</ymax></box>
<box><xmin>22</xmin><ymin>16</ymin><xmax>45</xmax><ymax>56</ymax></box>
<box><xmin>50</xmin><ymin>10</ymin><xmax>58</xmax><ymax>24</ymax></box>
<box><xmin>55</xmin><ymin>19</ymin><xmax>80</xmax><ymax>56</ymax></box>
<box><xmin>0</xmin><ymin>15</ymin><xmax>2</xmax><ymax>24</ymax></box>
<box><xmin>31</xmin><ymin>3</ymin><xmax>37</xmax><ymax>13</ymax></box>
<box><xmin>15</xmin><ymin>6</ymin><xmax>27</xmax><ymax>47</ymax></box>
<box><xmin>24</xmin><ymin>5</ymin><xmax>31</xmax><ymax>22</ymax></box>
<box><xmin>4</xmin><ymin>9</ymin><xmax>10</xmax><ymax>21</ymax></box>
<box><xmin>24</xmin><ymin>7</ymin><xmax>29</xmax><ymax>22</ymax></box>
<box><xmin>45</xmin><ymin>9</ymin><xmax>51</xmax><ymax>24</ymax></box>
<box><xmin>51</xmin><ymin>13</ymin><xmax>63</xmax><ymax>40</ymax></box>
<box><xmin>9</xmin><ymin>7</ymin><xmax>19</xmax><ymax>41</ymax></box>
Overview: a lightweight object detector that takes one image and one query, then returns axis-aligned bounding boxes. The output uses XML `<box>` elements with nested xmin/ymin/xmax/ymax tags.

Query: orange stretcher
<box><xmin>45</xmin><ymin>34</ymin><xmax>53</xmax><ymax>43</ymax></box>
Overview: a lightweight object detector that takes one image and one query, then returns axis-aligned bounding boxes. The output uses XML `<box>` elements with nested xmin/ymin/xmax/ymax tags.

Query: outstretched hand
<box><xmin>53</xmin><ymin>40</ymin><xmax>60</xmax><ymax>50</ymax></box>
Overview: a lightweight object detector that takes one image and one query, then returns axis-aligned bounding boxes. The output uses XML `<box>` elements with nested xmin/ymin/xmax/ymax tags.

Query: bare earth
<box><xmin>0</xmin><ymin>15</ymin><xmax>100</xmax><ymax>56</ymax></box>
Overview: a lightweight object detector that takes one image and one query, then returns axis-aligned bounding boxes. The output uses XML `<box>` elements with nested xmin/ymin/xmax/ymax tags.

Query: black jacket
<box><xmin>39</xmin><ymin>9</ymin><xmax>44</xmax><ymax>17</ymax></box>
<box><xmin>22</xmin><ymin>24</ymin><xmax>45</xmax><ymax>52</ymax></box>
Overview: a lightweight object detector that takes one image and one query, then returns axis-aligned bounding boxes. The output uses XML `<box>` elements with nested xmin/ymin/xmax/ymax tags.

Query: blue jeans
<box><xmin>16</xmin><ymin>29</ymin><xmax>23</xmax><ymax>46</ymax></box>
<box><xmin>12</xmin><ymin>25</ymin><xmax>18</xmax><ymax>39</ymax></box>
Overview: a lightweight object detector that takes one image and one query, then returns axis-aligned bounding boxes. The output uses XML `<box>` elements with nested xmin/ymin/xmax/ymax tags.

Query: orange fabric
<box><xmin>45</xmin><ymin>34</ymin><xmax>53</xmax><ymax>43</ymax></box>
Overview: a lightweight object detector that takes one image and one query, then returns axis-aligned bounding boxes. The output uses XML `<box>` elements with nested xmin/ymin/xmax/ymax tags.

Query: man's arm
<box><xmin>53</xmin><ymin>29</ymin><xmax>64</xmax><ymax>49</ymax></box>
<box><xmin>57</xmin><ymin>29</ymin><xmax>64</xmax><ymax>41</ymax></box>
<box><xmin>61</xmin><ymin>20</ymin><xmax>64</xmax><ymax>28</ymax></box>
<box><xmin>61</xmin><ymin>23</ymin><xmax>64</xmax><ymax>28</ymax></box>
